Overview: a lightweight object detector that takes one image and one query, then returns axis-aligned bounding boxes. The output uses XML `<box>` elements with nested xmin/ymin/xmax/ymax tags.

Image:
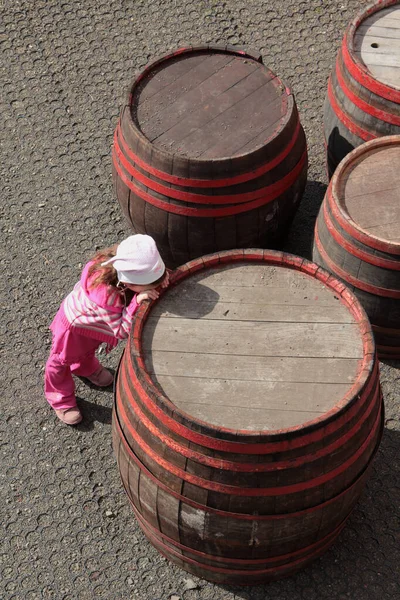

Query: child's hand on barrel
<box><xmin>137</xmin><ymin>289</ymin><xmax>160</xmax><ymax>304</ymax></box>
<box><xmin>161</xmin><ymin>269</ymin><xmax>171</xmax><ymax>288</ymax></box>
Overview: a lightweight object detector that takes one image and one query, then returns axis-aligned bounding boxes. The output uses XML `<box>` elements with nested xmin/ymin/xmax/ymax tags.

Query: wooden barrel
<box><xmin>112</xmin><ymin>249</ymin><xmax>383</xmax><ymax>585</ymax></box>
<box><xmin>324</xmin><ymin>0</ymin><xmax>400</xmax><ymax>178</ymax></box>
<box><xmin>313</xmin><ymin>136</ymin><xmax>400</xmax><ymax>360</ymax></box>
<box><xmin>112</xmin><ymin>45</ymin><xmax>308</xmax><ymax>268</ymax></box>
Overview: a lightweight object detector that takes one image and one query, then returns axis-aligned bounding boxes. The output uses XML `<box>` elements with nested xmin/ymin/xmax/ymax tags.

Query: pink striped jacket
<box><xmin>51</xmin><ymin>261</ymin><xmax>138</xmax><ymax>350</ymax></box>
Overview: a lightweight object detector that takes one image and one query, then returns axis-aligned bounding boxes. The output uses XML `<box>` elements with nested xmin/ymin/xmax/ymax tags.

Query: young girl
<box><xmin>45</xmin><ymin>234</ymin><xmax>169</xmax><ymax>425</ymax></box>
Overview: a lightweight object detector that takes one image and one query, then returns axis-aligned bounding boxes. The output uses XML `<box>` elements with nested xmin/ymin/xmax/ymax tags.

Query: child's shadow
<box><xmin>75</xmin><ymin>396</ymin><xmax>113</xmax><ymax>429</ymax></box>
<box><xmin>75</xmin><ymin>368</ymin><xmax>116</xmax><ymax>429</ymax></box>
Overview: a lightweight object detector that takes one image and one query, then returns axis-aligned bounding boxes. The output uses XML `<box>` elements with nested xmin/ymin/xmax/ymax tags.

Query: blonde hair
<box><xmin>87</xmin><ymin>244</ymin><xmax>119</xmax><ymax>289</ymax></box>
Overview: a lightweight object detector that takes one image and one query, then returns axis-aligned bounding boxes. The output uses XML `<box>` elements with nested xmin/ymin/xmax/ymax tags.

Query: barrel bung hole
<box><xmin>371</xmin><ymin>42</ymin><xmax>379</xmax><ymax>48</ymax></box>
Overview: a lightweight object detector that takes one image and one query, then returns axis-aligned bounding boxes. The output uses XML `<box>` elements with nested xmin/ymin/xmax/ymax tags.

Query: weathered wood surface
<box><xmin>314</xmin><ymin>136</ymin><xmax>400</xmax><ymax>358</ymax></box>
<box><xmin>134</xmin><ymin>54</ymin><xmax>284</xmax><ymax>158</ymax></box>
<box><xmin>324</xmin><ymin>4</ymin><xmax>400</xmax><ymax>177</ymax></box>
<box><xmin>143</xmin><ymin>264</ymin><xmax>363</xmax><ymax>430</ymax></box>
<box><xmin>144</xmin><ymin>319</ymin><xmax>362</xmax><ymax>357</ymax></box>
<box><xmin>114</xmin><ymin>48</ymin><xmax>308</xmax><ymax>267</ymax></box>
<box><xmin>342</xmin><ymin>145</ymin><xmax>400</xmax><ymax>242</ymax></box>
<box><xmin>355</xmin><ymin>6</ymin><xmax>400</xmax><ymax>88</ymax></box>
<box><xmin>114</xmin><ymin>252</ymin><xmax>382</xmax><ymax>583</ymax></box>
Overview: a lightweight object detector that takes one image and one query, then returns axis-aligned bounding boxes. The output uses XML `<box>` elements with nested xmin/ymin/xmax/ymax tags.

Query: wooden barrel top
<box><xmin>132</xmin><ymin>50</ymin><xmax>287</xmax><ymax>159</ymax></box>
<box><xmin>340</xmin><ymin>138</ymin><xmax>400</xmax><ymax>244</ymax></box>
<box><xmin>142</xmin><ymin>262</ymin><xmax>364</xmax><ymax>432</ymax></box>
<box><xmin>354</xmin><ymin>5</ymin><xmax>400</xmax><ymax>89</ymax></box>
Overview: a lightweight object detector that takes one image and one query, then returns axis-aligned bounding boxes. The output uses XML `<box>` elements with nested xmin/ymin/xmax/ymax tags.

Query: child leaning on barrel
<box><xmin>44</xmin><ymin>234</ymin><xmax>169</xmax><ymax>425</ymax></box>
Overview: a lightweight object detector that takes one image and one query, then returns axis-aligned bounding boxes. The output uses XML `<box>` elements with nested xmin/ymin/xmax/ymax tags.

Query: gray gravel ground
<box><xmin>1</xmin><ymin>1</ymin><xmax>399</xmax><ymax>599</ymax></box>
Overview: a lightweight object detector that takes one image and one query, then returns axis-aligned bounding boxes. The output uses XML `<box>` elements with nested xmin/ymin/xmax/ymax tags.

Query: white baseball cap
<box><xmin>102</xmin><ymin>234</ymin><xmax>165</xmax><ymax>285</ymax></box>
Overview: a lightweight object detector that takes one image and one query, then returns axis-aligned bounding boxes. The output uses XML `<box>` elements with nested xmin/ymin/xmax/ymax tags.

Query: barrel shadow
<box><xmin>75</xmin><ymin>397</ymin><xmax>113</xmax><ymax>429</ymax></box>
<box><xmin>326</xmin><ymin>125</ymin><xmax>356</xmax><ymax>178</ymax></box>
<box><xmin>283</xmin><ymin>179</ymin><xmax>328</xmax><ymax>260</ymax></box>
<box><xmin>380</xmin><ymin>358</ymin><xmax>400</xmax><ymax>370</ymax></box>
<box><xmin>218</xmin><ymin>425</ymin><xmax>400</xmax><ymax>598</ymax></box>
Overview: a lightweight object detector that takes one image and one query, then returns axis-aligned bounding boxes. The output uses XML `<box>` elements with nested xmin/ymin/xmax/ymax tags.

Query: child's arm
<box><xmin>106</xmin><ymin>279</ymin><xmax>167</xmax><ymax>341</ymax></box>
<box><xmin>108</xmin><ymin>295</ymin><xmax>139</xmax><ymax>341</ymax></box>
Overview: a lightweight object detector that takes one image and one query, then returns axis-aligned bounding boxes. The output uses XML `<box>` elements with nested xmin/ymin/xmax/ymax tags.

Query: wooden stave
<box><xmin>113</xmin><ymin>160</ymin><xmax>308</xmax><ymax>268</ymax></box>
<box><xmin>112</xmin><ymin>407</ymin><xmax>379</xmax><ymax>555</ymax></box>
<box><xmin>313</xmin><ymin>238</ymin><xmax>400</xmax><ymax>357</ymax></box>
<box><xmin>324</xmin><ymin>0</ymin><xmax>400</xmax><ymax>177</ymax></box>
<box><xmin>314</xmin><ymin>199</ymin><xmax>400</xmax><ymax>294</ymax></box>
<box><xmin>314</xmin><ymin>136</ymin><xmax>400</xmax><ymax>357</ymax></box>
<box><xmin>126</xmin><ymin>45</ymin><xmax>293</xmax><ymax>180</ymax></box>
<box><xmin>111</xmin><ymin>250</ymin><xmax>383</xmax><ymax>583</ymax></box>
<box><xmin>112</xmin><ymin>378</ymin><xmax>383</xmax><ymax>582</ymax></box>
<box><xmin>313</xmin><ymin>225</ymin><xmax>400</xmax><ymax>320</ymax></box>
<box><xmin>117</xmin><ymin>344</ymin><xmax>380</xmax><ymax>495</ymax></box>
<box><xmin>121</xmin><ymin>335</ymin><xmax>379</xmax><ymax>464</ymax></box>
<box><xmin>112</xmin><ymin>362</ymin><xmax>383</xmax><ymax>581</ymax></box>
<box><xmin>324</xmin><ymin>64</ymin><xmax>400</xmax><ymax>177</ymax></box>
<box><xmin>112</xmin><ymin>414</ymin><xmax>381</xmax><ymax>585</ymax></box>
<box><xmin>112</xmin><ymin>48</ymin><xmax>308</xmax><ymax>267</ymax></box>
<box><xmin>113</xmin><ymin>118</ymin><xmax>307</xmax><ymax>266</ymax></box>
<box><xmin>115</xmin><ymin>352</ymin><xmax>382</xmax><ymax>516</ymax></box>
<box><xmin>116</xmin><ymin>102</ymin><xmax>307</xmax><ymax>202</ymax></box>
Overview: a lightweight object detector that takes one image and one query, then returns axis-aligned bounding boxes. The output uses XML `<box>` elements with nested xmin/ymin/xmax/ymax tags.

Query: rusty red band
<box><xmin>327</xmin><ymin>77</ymin><xmax>374</xmax><ymax>142</ymax></box>
<box><xmin>135</xmin><ymin>510</ymin><xmax>347</xmax><ymax>576</ymax></box>
<box><xmin>114</xmin><ymin>401</ymin><xmax>380</xmax><ymax>520</ymax></box>
<box><xmin>322</xmin><ymin>201</ymin><xmax>400</xmax><ymax>271</ymax></box>
<box><xmin>116</xmin><ymin>386</ymin><xmax>381</xmax><ymax>497</ymax></box>
<box><xmin>336</xmin><ymin>55</ymin><xmax>400</xmax><ymax>127</ymax></box>
<box><xmin>115</xmin><ymin>127</ymin><xmax>302</xmax><ymax>205</ymax></box>
<box><xmin>315</xmin><ymin>228</ymin><xmax>400</xmax><ymax>299</ymax></box>
<box><xmin>130</xmin><ymin>496</ymin><xmax>347</xmax><ymax>566</ymax></box>
<box><xmin>115</xmin><ymin>125</ymin><xmax>302</xmax><ymax>204</ymax></box>
<box><xmin>116</xmin><ymin>120</ymin><xmax>302</xmax><ymax>189</ymax></box>
<box><xmin>375</xmin><ymin>346</ymin><xmax>400</xmax><ymax>359</ymax></box>
<box><xmin>342</xmin><ymin>32</ymin><xmax>400</xmax><ymax>104</ymax></box>
<box><xmin>372</xmin><ymin>323</ymin><xmax>400</xmax><ymax>336</ymax></box>
<box><xmin>327</xmin><ymin>185</ymin><xmax>400</xmax><ymax>256</ymax></box>
<box><xmin>113</xmin><ymin>148</ymin><xmax>307</xmax><ymax>217</ymax></box>
<box><xmin>126</xmin><ymin>337</ymin><xmax>378</xmax><ymax>454</ymax></box>
<box><xmin>119</xmin><ymin>354</ymin><xmax>380</xmax><ymax>472</ymax></box>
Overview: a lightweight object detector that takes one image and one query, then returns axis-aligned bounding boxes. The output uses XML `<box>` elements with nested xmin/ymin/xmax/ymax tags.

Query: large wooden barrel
<box><xmin>324</xmin><ymin>0</ymin><xmax>400</xmax><ymax>178</ymax></box>
<box><xmin>112</xmin><ymin>45</ymin><xmax>307</xmax><ymax>268</ymax></box>
<box><xmin>313</xmin><ymin>136</ymin><xmax>400</xmax><ymax>360</ymax></box>
<box><xmin>112</xmin><ymin>249</ymin><xmax>383</xmax><ymax>585</ymax></box>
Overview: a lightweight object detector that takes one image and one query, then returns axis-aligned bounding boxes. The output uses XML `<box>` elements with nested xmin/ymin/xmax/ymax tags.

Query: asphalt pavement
<box><xmin>1</xmin><ymin>1</ymin><xmax>399</xmax><ymax>599</ymax></box>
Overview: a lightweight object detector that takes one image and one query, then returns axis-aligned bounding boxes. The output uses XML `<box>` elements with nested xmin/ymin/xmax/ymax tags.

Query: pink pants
<box><xmin>45</xmin><ymin>323</ymin><xmax>102</xmax><ymax>410</ymax></box>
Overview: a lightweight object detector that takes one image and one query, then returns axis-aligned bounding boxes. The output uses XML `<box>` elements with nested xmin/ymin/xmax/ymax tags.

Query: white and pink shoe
<box><xmin>55</xmin><ymin>406</ymin><xmax>83</xmax><ymax>425</ymax></box>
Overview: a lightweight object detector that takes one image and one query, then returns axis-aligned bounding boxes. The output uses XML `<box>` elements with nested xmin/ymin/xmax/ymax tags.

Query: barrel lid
<box><xmin>135</xmin><ymin>251</ymin><xmax>374</xmax><ymax>438</ymax></box>
<box><xmin>340</xmin><ymin>0</ymin><xmax>400</xmax><ymax>104</ymax></box>
<box><xmin>353</xmin><ymin>3</ymin><xmax>400</xmax><ymax>90</ymax></box>
<box><xmin>130</xmin><ymin>47</ymin><xmax>291</xmax><ymax>161</ymax></box>
<box><xmin>332</xmin><ymin>135</ymin><xmax>400</xmax><ymax>251</ymax></box>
